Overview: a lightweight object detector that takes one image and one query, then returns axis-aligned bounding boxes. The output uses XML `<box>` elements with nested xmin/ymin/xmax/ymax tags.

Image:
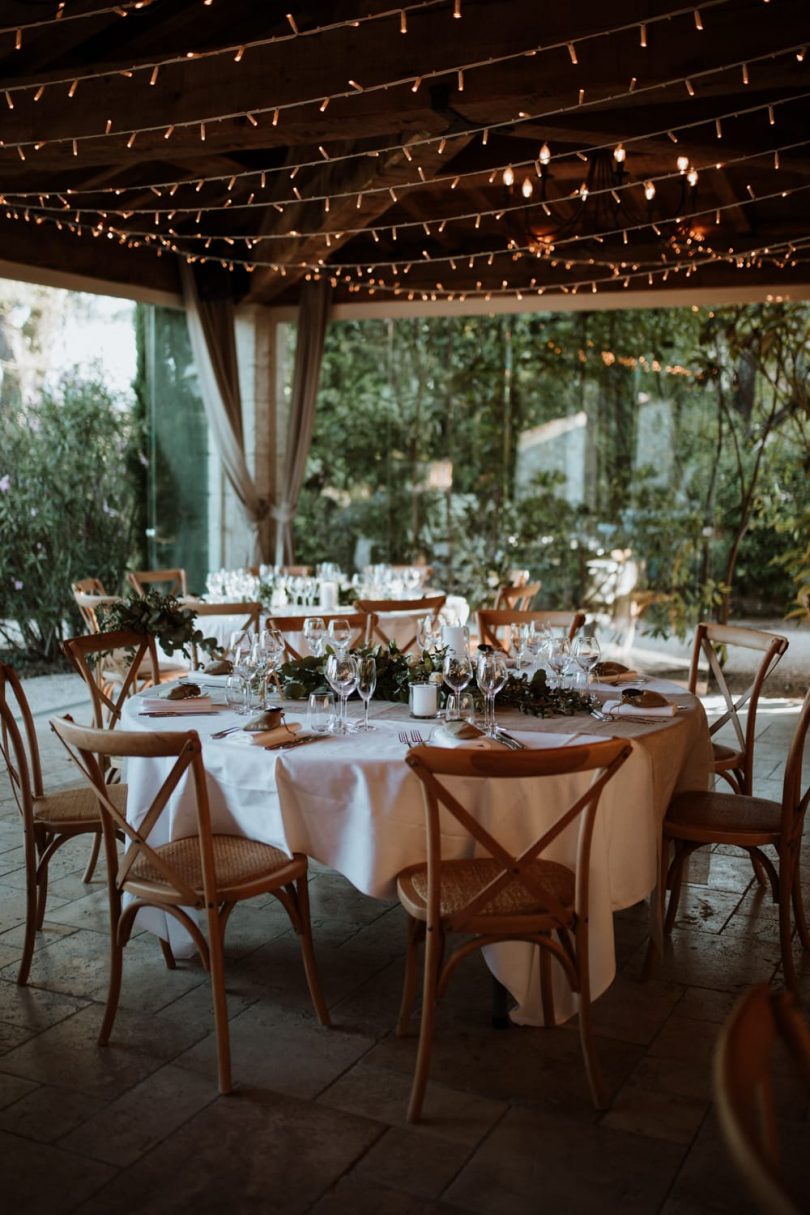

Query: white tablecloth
<box><xmin>121</xmin><ymin>681</ymin><xmax>711</xmax><ymax>1025</ymax></box>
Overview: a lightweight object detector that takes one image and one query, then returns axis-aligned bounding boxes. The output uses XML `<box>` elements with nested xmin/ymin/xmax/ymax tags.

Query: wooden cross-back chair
<box><xmin>354</xmin><ymin>594</ymin><xmax>446</xmax><ymax>655</ymax></box>
<box><xmin>493</xmin><ymin>582</ymin><xmax>541</xmax><ymax>611</ymax></box>
<box><xmin>62</xmin><ymin>629</ymin><xmax>160</xmax><ymax>733</ymax></box>
<box><xmin>397</xmin><ymin>738</ymin><xmax>632</xmax><ymax>1122</ymax></box>
<box><xmin>127</xmin><ymin>567</ymin><xmax>188</xmax><ymax>598</ymax></box>
<box><xmin>0</xmin><ymin>663</ymin><xmax>127</xmax><ymax>984</ymax></box>
<box><xmin>714</xmin><ymin>984</ymin><xmax>810</xmax><ymax>1215</ymax></box>
<box><xmin>265</xmin><ymin>612</ymin><xmax>372</xmax><ymax>661</ymax></box>
<box><xmin>50</xmin><ymin>717</ymin><xmax>330</xmax><ymax>1094</ymax></box>
<box><xmin>477</xmin><ymin>608</ymin><xmax>587</xmax><ymax>652</ymax></box>
<box><xmin>184</xmin><ymin>600</ymin><xmax>261</xmax><ymax>668</ymax></box>
<box><xmin>689</xmin><ymin>622</ymin><xmax>789</xmax><ymax>797</ymax></box>
<box><xmin>71</xmin><ymin>578</ymin><xmax>119</xmax><ymax>635</ymax></box>
<box><xmin>650</xmin><ymin>687</ymin><xmax>810</xmax><ymax>989</ymax></box>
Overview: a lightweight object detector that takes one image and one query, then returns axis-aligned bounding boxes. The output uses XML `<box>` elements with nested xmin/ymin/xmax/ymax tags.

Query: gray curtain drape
<box><xmin>180</xmin><ymin>262</ymin><xmax>268</xmax><ymax>552</ymax></box>
<box><xmin>272</xmin><ymin>279</ymin><xmax>332</xmax><ymax>564</ymax></box>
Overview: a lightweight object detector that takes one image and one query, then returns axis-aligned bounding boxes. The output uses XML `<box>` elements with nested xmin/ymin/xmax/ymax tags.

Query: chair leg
<box><xmin>294</xmin><ymin>876</ymin><xmax>331</xmax><ymax>1027</ymax></box>
<box><xmin>576</xmin><ymin>925</ymin><xmax>608</xmax><ymax>1110</ymax></box>
<box><xmin>82</xmin><ymin>832</ymin><xmax>102</xmax><ymax>884</ymax></box>
<box><xmin>778</xmin><ymin>860</ymin><xmax>796</xmax><ymax>992</ymax></box>
<box><xmin>407</xmin><ymin>926</ymin><xmax>443</xmax><ymax>1123</ymax></box>
<box><xmin>751</xmin><ymin>850</ymin><xmax>769</xmax><ymax>889</ymax></box>
<box><xmin>98</xmin><ymin>926</ymin><xmax>125</xmax><ymax>1047</ymax></box>
<box><xmin>396</xmin><ymin>915</ymin><xmax>423</xmax><ymax>1036</ymax></box>
<box><xmin>17</xmin><ymin>835</ymin><xmax>39</xmax><ymax>987</ymax></box>
<box><xmin>643</xmin><ymin>832</ymin><xmax>672</xmax><ymax>978</ymax></box>
<box><xmin>792</xmin><ymin>861</ymin><xmax>810</xmax><ymax>949</ymax></box>
<box><xmin>206</xmin><ymin>908</ymin><xmax>232</xmax><ymax>1095</ymax></box>
<box><xmin>539</xmin><ymin>942</ymin><xmax>555</xmax><ymax>1027</ymax></box>
<box><xmin>663</xmin><ymin>843</ymin><xmax>690</xmax><ymax>935</ymax></box>
<box><xmin>159</xmin><ymin>936</ymin><xmax>177</xmax><ymax>970</ymax></box>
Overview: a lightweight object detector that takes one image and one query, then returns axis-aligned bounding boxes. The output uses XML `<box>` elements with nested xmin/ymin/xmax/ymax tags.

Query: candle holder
<box><xmin>409</xmin><ymin>682</ymin><xmax>438</xmax><ymax>719</ymax></box>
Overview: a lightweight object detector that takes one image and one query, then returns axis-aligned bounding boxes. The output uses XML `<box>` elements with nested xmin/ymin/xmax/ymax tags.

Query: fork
<box><xmin>409</xmin><ymin>730</ymin><xmax>426</xmax><ymax>745</ymax></box>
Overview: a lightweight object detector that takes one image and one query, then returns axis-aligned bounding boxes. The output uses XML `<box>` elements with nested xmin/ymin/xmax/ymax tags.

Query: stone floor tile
<box><xmin>349</xmin><ymin>1124</ymin><xmax>473</xmax><ymax>1200</ymax></box>
<box><xmin>445</xmin><ymin>1105</ymin><xmax>685</xmax><ymax>1215</ymax></box>
<box><xmin>0</xmin><ymin>1128</ymin><xmax>116</xmax><ymax>1215</ymax></box>
<box><xmin>588</xmin><ymin>973</ymin><xmax>683</xmax><ymax>1044</ymax></box>
<box><xmin>668</xmin><ymin>887</ymin><xmax>743</xmax><ymax>935</ymax></box>
<box><xmin>635</xmin><ymin>928</ymin><xmax>780</xmax><ymax>992</ymax></box>
<box><xmin>0</xmin><ymin>975</ymin><xmax>89</xmax><ymax>1030</ymax></box>
<box><xmin>0</xmin><ymin>1081</ymin><xmax>104</xmax><ymax>1142</ymax></box>
<box><xmin>0</xmin><ymin>1068</ymin><xmax>38</xmax><ymax>1108</ymax></box>
<box><xmin>318</xmin><ymin>1060</ymin><xmax>509</xmax><ymax>1147</ymax></box>
<box><xmin>603</xmin><ymin>1078</ymin><xmax>709</xmax><ymax>1144</ymax></box>
<box><xmin>72</xmin><ymin>1088</ymin><xmax>383</xmax><ymax>1215</ymax></box>
<box><xmin>310</xmin><ymin>1177</ymin><xmax>474</xmax><ymax>1215</ymax></box>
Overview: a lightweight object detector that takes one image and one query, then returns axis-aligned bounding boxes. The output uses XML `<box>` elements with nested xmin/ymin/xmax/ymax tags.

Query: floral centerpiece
<box><xmin>96</xmin><ymin>590</ymin><xmax>218</xmax><ymax>661</ymax></box>
<box><xmin>277</xmin><ymin>641</ymin><xmax>593</xmax><ymax>717</ymax></box>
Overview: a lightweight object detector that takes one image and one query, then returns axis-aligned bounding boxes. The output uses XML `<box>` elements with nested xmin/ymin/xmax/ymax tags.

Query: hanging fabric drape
<box><xmin>272</xmin><ymin>279</ymin><xmax>332</xmax><ymax>564</ymax></box>
<box><xmin>180</xmin><ymin>261</ymin><xmax>269</xmax><ymax>554</ymax></box>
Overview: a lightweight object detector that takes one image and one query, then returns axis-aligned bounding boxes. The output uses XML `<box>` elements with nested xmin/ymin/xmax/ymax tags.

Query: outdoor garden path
<box><xmin>0</xmin><ymin>667</ymin><xmax>807</xmax><ymax>1215</ymax></box>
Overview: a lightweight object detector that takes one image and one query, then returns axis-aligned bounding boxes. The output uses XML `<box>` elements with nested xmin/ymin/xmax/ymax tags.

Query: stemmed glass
<box><xmin>545</xmin><ymin>635</ymin><xmax>571</xmax><ymax>689</ymax></box>
<box><xmin>442</xmin><ymin>653</ymin><xmax>472</xmax><ymax>720</ymax></box>
<box><xmin>355</xmin><ymin>655</ymin><xmax>377</xmax><ymax>732</ymax></box>
<box><xmin>258</xmin><ymin>628</ymin><xmax>285</xmax><ymax>701</ymax></box>
<box><xmin>304</xmin><ymin>616</ymin><xmax>326</xmax><ymax>657</ymax></box>
<box><xmin>325</xmin><ymin>652</ymin><xmax>358</xmax><ymax>734</ymax></box>
<box><xmin>416</xmin><ymin>613</ymin><xmax>443</xmax><ymax>653</ymax></box>
<box><xmin>516</xmin><ymin>622</ymin><xmax>548</xmax><ymax>672</ymax></box>
<box><xmin>229</xmin><ymin>630</ymin><xmax>253</xmax><ymax>714</ymax></box>
<box><xmin>476</xmin><ymin>651</ymin><xmax>508</xmax><ymax>736</ymax></box>
<box><xmin>572</xmin><ymin>633</ymin><xmax>601</xmax><ymax>691</ymax></box>
<box><xmin>328</xmin><ymin>618</ymin><xmax>352</xmax><ymax>654</ymax></box>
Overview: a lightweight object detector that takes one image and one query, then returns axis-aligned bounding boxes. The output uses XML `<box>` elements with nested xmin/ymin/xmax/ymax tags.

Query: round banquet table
<box><xmin>120</xmin><ymin>678</ymin><xmax>712</xmax><ymax>1026</ymax></box>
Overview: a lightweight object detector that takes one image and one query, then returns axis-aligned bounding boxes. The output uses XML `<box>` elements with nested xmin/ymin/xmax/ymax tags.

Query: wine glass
<box><xmin>545</xmin><ymin>635</ymin><xmax>571</xmax><ymax>689</ymax></box>
<box><xmin>325</xmin><ymin>652</ymin><xmax>358</xmax><ymax>734</ymax></box>
<box><xmin>517</xmin><ymin>621</ymin><xmax>548</xmax><ymax>672</ymax></box>
<box><xmin>572</xmin><ymin>633</ymin><xmax>601</xmax><ymax>691</ymax></box>
<box><xmin>416</xmin><ymin>613</ymin><xmax>442</xmax><ymax>653</ymax></box>
<box><xmin>258</xmin><ymin>628</ymin><xmax>286</xmax><ymax>701</ymax></box>
<box><xmin>304</xmin><ymin>616</ymin><xmax>326</xmax><ymax>657</ymax></box>
<box><xmin>328</xmin><ymin>618</ymin><xmax>352</xmax><ymax>654</ymax></box>
<box><xmin>442</xmin><ymin>653</ymin><xmax>472</xmax><ymax>719</ymax></box>
<box><xmin>476</xmin><ymin>651</ymin><xmax>508</xmax><ymax>736</ymax></box>
<box><xmin>229</xmin><ymin>631</ymin><xmax>253</xmax><ymax>713</ymax></box>
<box><xmin>355</xmin><ymin>654</ymin><xmax>377</xmax><ymax>732</ymax></box>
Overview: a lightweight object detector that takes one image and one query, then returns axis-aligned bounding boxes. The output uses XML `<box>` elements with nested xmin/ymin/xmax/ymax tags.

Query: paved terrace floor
<box><xmin>0</xmin><ymin>670</ymin><xmax>808</xmax><ymax>1215</ymax></box>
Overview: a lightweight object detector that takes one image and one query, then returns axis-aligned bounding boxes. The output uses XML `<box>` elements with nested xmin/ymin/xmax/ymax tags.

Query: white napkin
<box><xmin>602</xmin><ymin>699</ymin><xmax>676</xmax><ymax>718</ymax></box>
<box><xmin>431</xmin><ymin>724</ymin><xmax>504</xmax><ymax>749</ymax></box>
<box><xmin>249</xmin><ymin>722</ymin><xmax>303</xmax><ymax>748</ymax></box>
<box><xmin>139</xmin><ymin>696</ymin><xmax>214</xmax><ymax>714</ymax></box>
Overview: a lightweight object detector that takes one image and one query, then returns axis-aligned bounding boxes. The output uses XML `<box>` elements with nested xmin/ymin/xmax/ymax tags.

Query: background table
<box><xmin>121</xmin><ymin>680</ymin><xmax>712</xmax><ymax>1025</ymax></box>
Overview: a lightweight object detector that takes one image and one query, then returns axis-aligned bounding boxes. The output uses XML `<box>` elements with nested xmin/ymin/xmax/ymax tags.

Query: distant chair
<box><xmin>0</xmin><ymin>662</ymin><xmax>125</xmax><ymax>984</ymax></box>
<box><xmin>689</xmin><ymin>622</ymin><xmax>789</xmax><ymax>797</ymax></box>
<box><xmin>127</xmin><ymin>568</ymin><xmax>188</xmax><ymax>598</ymax></box>
<box><xmin>478</xmin><ymin>608</ymin><xmax>586</xmax><ymax>652</ymax></box>
<box><xmin>62</xmin><ymin>629</ymin><xmax>161</xmax><ymax>733</ymax></box>
<box><xmin>71</xmin><ymin>580</ymin><xmax>184</xmax><ymax>686</ymax></box>
<box><xmin>266</xmin><ymin>612</ymin><xmax>372</xmax><ymax>661</ymax></box>
<box><xmin>714</xmin><ymin>983</ymin><xmax>810</xmax><ymax>1215</ymax></box>
<box><xmin>71</xmin><ymin>578</ymin><xmax>121</xmax><ymax>635</ymax></box>
<box><xmin>493</xmin><ymin>582</ymin><xmax>541</xmax><ymax>611</ymax></box>
<box><xmin>355</xmin><ymin>594</ymin><xmax>446</xmax><ymax>654</ymax></box>
<box><xmin>51</xmin><ymin>717</ymin><xmax>330</xmax><ymax>1094</ymax></box>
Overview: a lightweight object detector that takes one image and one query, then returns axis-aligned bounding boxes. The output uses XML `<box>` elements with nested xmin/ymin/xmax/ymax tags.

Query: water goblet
<box><xmin>476</xmin><ymin>651</ymin><xmax>508</xmax><ymax>735</ymax></box>
<box><xmin>442</xmin><ymin>653</ymin><xmax>473</xmax><ymax>719</ymax></box>
<box><xmin>325</xmin><ymin>652</ymin><xmax>358</xmax><ymax>733</ymax></box>
<box><xmin>355</xmin><ymin>655</ymin><xmax>377</xmax><ymax>732</ymax></box>
<box><xmin>545</xmin><ymin>635</ymin><xmax>571</xmax><ymax>690</ymax></box>
<box><xmin>328</xmin><ymin>618</ymin><xmax>352</xmax><ymax>655</ymax></box>
<box><xmin>304</xmin><ymin>616</ymin><xmax>326</xmax><ymax>657</ymax></box>
<box><xmin>572</xmin><ymin>633</ymin><xmax>601</xmax><ymax>691</ymax></box>
<box><xmin>307</xmin><ymin>691</ymin><xmax>336</xmax><ymax>733</ymax></box>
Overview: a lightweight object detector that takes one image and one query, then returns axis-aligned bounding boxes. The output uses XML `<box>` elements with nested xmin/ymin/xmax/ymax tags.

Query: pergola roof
<box><xmin>0</xmin><ymin>0</ymin><xmax>807</xmax><ymax>307</ymax></box>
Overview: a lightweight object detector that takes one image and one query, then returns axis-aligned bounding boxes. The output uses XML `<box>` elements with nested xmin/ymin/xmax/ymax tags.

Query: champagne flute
<box><xmin>476</xmin><ymin>651</ymin><xmax>508</xmax><ymax>735</ymax></box>
<box><xmin>325</xmin><ymin>652</ymin><xmax>358</xmax><ymax>733</ymax></box>
<box><xmin>355</xmin><ymin>654</ymin><xmax>377</xmax><ymax>732</ymax></box>
<box><xmin>572</xmin><ymin>633</ymin><xmax>601</xmax><ymax>691</ymax></box>
<box><xmin>442</xmin><ymin>653</ymin><xmax>472</xmax><ymax>720</ymax></box>
<box><xmin>304</xmin><ymin>616</ymin><xmax>326</xmax><ymax>657</ymax></box>
<box><xmin>328</xmin><ymin>618</ymin><xmax>352</xmax><ymax>655</ymax></box>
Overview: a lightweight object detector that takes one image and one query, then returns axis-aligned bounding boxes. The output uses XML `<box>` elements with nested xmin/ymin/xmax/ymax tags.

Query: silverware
<box><xmin>139</xmin><ymin>711</ymin><xmax>222</xmax><ymax>718</ymax></box>
<box><xmin>210</xmin><ymin>725</ymin><xmax>243</xmax><ymax>739</ymax></box>
<box><xmin>493</xmin><ymin>728</ymin><xmax>525</xmax><ymax>750</ymax></box>
<box><xmin>264</xmin><ymin>734</ymin><xmax>332</xmax><ymax>752</ymax></box>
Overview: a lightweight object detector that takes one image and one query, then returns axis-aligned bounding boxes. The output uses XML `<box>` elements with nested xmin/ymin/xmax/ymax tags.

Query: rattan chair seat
<box><xmin>667</xmin><ymin>789</ymin><xmax>782</xmax><ymax>837</ymax></box>
<box><xmin>32</xmin><ymin>781</ymin><xmax>127</xmax><ymax>826</ymax></box>
<box><xmin>128</xmin><ymin>833</ymin><xmax>304</xmax><ymax>898</ymax></box>
<box><xmin>398</xmin><ymin>856</ymin><xmax>575</xmax><ymax>920</ymax></box>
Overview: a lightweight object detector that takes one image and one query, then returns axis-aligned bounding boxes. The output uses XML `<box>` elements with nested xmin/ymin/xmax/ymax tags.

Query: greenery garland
<box><xmin>278</xmin><ymin>642</ymin><xmax>593</xmax><ymax>717</ymax></box>
<box><xmin>96</xmin><ymin>590</ymin><xmax>218</xmax><ymax>661</ymax></box>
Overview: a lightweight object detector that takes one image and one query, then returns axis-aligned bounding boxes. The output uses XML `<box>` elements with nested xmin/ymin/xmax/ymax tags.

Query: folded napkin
<box><xmin>602</xmin><ymin>699</ymin><xmax>677</xmax><ymax>718</ymax></box>
<box><xmin>431</xmin><ymin>722</ymin><xmax>504</xmax><ymax>749</ymax></box>
<box><xmin>595</xmin><ymin>669</ymin><xmax>642</xmax><ymax>686</ymax></box>
<box><xmin>139</xmin><ymin>696</ymin><xmax>215</xmax><ymax>714</ymax></box>
<box><xmin>249</xmin><ymin>722</ymin><xmax>303</xmax><ymax>748</ymax></box>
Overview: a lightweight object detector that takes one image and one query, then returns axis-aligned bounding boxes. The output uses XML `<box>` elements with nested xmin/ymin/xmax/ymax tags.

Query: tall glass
<box><xmin>325</xmin><ymin>653</ymin><xmax>358</xmax><ymax>734</ymax></box>
<box><xmin>355</xmin><ymin>655</ymin><xmax>377</xmax><ymax>732</ymax></box>
<box><xmin>572</xmin><ymin>633</ymin><xmax>601</xmax><ymax>691</ymax></box>
<box><xmin>328</xmin><ymin>618</ymin><xmax>352</xmax><ymax>655</ymax></box>
<box><xmin>442</xmin><ymin>653</ymin><xmax>472</xmax><ymax>719</ymax></box>
<box><xmin>304</xmin><ymin>616</ymin><xmax>326</xmax><ymax>657</ymax></box>
<box><xmin>476</xmin><ymin>651</ymin><xmax>508</xmax><ymax>735</ymax></box>
<box><xmin>545</xmin><ymin>636</ymin><xmax>571</xmax><ymax>689</ymax></box>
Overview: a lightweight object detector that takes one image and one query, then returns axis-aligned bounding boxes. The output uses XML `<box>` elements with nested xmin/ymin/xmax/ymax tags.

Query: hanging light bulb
<box><xmin>687</xmin><ymin>166</ymin><xmax>699</xmax><ymax>187</ymax></box>
<box><xmin>613</xmin><ymin>143</ymin><xmax>626</xmax><ymax>164</ymax></box>
<box><xmin>676</xmin><ymin>155</ymin><xmax>689</xmax><ymax>173</ymax></box>
<box><xmin>539</xmin><ymin>142</ymin><xmax>551</xmax><ymax>165</ymax></box>
<box><xmin>502</xmin><ymin>165</ymin><xmax>514</xmax><ymax>187</ymax></box>
<box><xmin>644</xmin><ymin>180</ymin><xmax>656</xmax><ymax>200</ymax></box>
<box><xmin>521</xmin><ymin>176</ymin><xmax>533</xmax><ymax>198</ymax></box>
<box><xmin>579</xmin><ymin>182</ymin><xmax>589</xmax><ymax>200</ymax></box>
